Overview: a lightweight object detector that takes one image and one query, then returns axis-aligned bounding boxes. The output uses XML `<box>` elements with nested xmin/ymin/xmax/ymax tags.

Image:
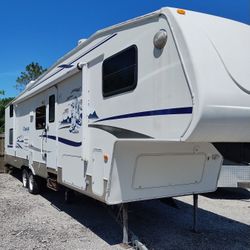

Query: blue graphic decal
<box><xmin>94</xmin><ymin>107</ymin><xmax>193</xmax><ymax>123</ymax></box>
<box><xmin>58</xmin><ymin>64</ymin><xmax>74</xmax><ymax>69</ymax></box>
<box><xmin>17</xmin><ymin>135</ymin><xmax>24</xmax><ymax>143</ymax></box>
<box><xmin>41</xmin><ymin>134</ymin><xmax>82</xmax><ymax>147</ymax></box>
<box><xmin>16</xmin><ymin>143</ymin><xmax>23</xmax><ymax>149</ymax></box>
<box><xmin>23</xmin><ymin>126</ymin><xmax>29</xmax><ymax>132</ymax></box>
<box><xmin>47</xmin><ymin>135</ymin><xmax>57</xmax><ymax>140</ymax></box>
<box><xmin>88</xmin><ymin>111</ymin><xmax>99</xmax><ymax>120</ymax></box>
<box><xmin>15</xmin><ymin>135</ymin><xmax>28</xmax><ymax>150</ymax></box>
<box><xmin>59</xmin><ymin>89</ymin><xmax>82</xmax><ymax>134</ymax></box>
<box><xmin>58</xmin><ymin>137</ymin><xmax>82</xmax><ymax>147</ymax></box>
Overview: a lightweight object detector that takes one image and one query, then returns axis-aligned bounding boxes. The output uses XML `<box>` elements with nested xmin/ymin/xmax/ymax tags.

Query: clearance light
<box><xmin>177</xmin><ymin>9</ymin><xmax>186</xmax><ymax>15</ymax></box>
<box><xmin>104</xmin><ymin>154</ymin><xmax>109</xmax><ymax>163</ymax></box>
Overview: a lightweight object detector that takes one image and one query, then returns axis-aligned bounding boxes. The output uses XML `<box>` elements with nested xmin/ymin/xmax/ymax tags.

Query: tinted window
<box><xmin>10</xmin><ymin>104</ymin><xmax>13</xmax><ymax>117</ymax></box>
<box><xmin>103</xmin><ymin>45</ymin><xmax>137</xmax><ymax>97</ymax></box>
<box><xmin>36</xmin><ymin>106</ymin><xmax>46</xmax><ymax>130</ymax></box>
<box><xmin>49</xmin><ymin>95</ymin><xmax>55</xmax><ymax>123</ymax></box>
<box><xmin>9</xmin><ymin>128</ymin><xmax>13</xmax><ymax>145</ymax></box>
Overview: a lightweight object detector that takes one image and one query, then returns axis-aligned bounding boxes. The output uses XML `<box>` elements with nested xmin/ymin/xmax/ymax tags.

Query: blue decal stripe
<box><xmin>58</xmin><ymin>64</ymin><xmax>74</xmax><ymax>69</ymax></box>
<box><xmin>41</xmin><ymin>135</ymin><xmax>81</xmax><ymax>147</ymax></box>
<box><xmin>58</xmin><ymin>137</ymin><xmax>82</xmax><ymax>147</ymax></box>
<box><xmin>47</xmin><ymin>135</ymin><xmax>57</xmax><ymax>140</ymax></box>
<box><xmin>95</xmin><ymin>107</ymin><xmax>193</xmax><ymax>123</ymax></box>
<box><xmin>59</xmin><ymin>125</ymin><xmax>71</xmax><ymax>130</ymax></box>
<box><xmin>16</xmin><ymin>143</ymin><xmax>23</xmax><ymax>149</ymax></box>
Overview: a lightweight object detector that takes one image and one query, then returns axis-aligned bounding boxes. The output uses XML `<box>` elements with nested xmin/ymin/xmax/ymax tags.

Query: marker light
<box><xmin>177</xmin><ymin>9</ymin><xmax>186</xmax><ymax>15</ymax></box>
<box><xmin>104</xmin><ymin>154</ymin><xmax>109</xmax><ymax>163</ymax></box>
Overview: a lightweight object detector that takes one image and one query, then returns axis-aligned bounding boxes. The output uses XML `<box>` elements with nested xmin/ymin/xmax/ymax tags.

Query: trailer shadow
<box><xmin>202</xmin><ymin>187</ymin><xmax>250</xmax><ymax>200</ymax></box>
<box><xmin>127</xmin><ymin>197</ymin><xmax>250</xmax><ymax>250</ymax></box>
<box><xmin>10</xmin><ymin>170</ymin><xmax>123</xmax><ymax>245</ymax></box>
<box><xmin>10</xmin><ymin>171</ymin><xmax>250</xmax><ymax>249</ymax></box>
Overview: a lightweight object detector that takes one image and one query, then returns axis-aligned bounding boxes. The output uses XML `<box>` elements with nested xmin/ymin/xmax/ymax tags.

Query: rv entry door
<box><xmin>44</xmin><ymin>87</ymin><xmax>57</xmax><ymax>170</ymax></box>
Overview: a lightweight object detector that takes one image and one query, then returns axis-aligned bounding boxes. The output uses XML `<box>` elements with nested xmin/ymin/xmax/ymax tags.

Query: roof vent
<box><xmin>78</xmin><ymin>39</ymin><xmax>87</xmax><ymax>46</ymax></box>
<box><xmin>25</xmin><ymin>80</ymin><xmax>35</xmax><ymax>90</ymax></box>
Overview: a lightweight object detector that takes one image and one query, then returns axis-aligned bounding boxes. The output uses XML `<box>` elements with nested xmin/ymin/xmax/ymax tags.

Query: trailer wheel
<box><xmin>28</xmin><ymin>172</ymin><xmax>40</xmax><ymax>194</ymax></box>
<box><xmin>22</xmin><ymin>169</ymin><xmax>29</xmax><ymax>188</ymax></box>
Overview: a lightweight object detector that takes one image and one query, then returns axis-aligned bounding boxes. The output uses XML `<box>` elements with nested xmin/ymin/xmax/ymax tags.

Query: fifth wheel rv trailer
<box><xmin>5</xmin><ymin>7</ymin><xmax>250</xmax><ymax>243</ymax></box>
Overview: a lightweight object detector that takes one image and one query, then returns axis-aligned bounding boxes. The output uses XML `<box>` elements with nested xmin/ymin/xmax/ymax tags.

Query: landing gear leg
<box><xmin>193</xmin><ymin>194</ymin><xmax>198</xmax><ymax>233</ymax></box>
<box><xmin>64</xmin><ymin>189</ymin><xmax>74</xmax><ymax>203</ymax></box>
<box><xmin>122</xmin><ymin>203</ymin><xmax>129</xmax><ymax>245</ymax></box>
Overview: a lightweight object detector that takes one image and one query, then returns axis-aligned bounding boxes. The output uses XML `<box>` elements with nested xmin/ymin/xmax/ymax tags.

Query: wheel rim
<box><xmin>22</xmin><ymin>171</ymin><xmax>28</xmax><ymax>187</ymax></box>
<box><xmin>29</xmin><ymin>174</ymin><xmax>34</xmax><ymax>191</ymax></box>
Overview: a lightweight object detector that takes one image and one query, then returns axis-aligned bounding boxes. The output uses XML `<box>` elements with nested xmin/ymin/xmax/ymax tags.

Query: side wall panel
<box><xmin>57</xmin><ymin>73</ymin><xmax>85</xmax><ymax>189</ymax></box>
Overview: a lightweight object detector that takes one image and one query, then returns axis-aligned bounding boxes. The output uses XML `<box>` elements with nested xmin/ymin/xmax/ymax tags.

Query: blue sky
<box><xmin>0</xmin><ymin>0</ymin><xmax>249</xmax><ymax>97</ymax></box>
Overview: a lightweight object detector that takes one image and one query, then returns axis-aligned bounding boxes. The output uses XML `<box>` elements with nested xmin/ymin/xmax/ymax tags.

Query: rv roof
<box><xmin>12</xmin><ymin>7</ymin><xmax>249</xmax><ymax>105</ymax></box>
<box><xmin>12</xmin><ymin>8</ymin><xmax>163</xmax><ymax>104</ymax></box>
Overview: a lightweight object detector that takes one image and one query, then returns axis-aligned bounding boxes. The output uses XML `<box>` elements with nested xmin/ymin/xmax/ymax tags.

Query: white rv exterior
<box><xmin>5</xmin><ymin>8</ymin><xmax>250</xmax><ymax>204</ymax></box>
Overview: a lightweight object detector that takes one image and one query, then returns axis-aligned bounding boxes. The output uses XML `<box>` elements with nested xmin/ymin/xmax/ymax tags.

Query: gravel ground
<box><xmin>0</xmin><ymin>172</ymin><xmax>249</xmax><ymax>250</ymax></box>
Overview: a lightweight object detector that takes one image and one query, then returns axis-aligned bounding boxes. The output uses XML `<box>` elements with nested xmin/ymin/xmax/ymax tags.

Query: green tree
<box><xmin>16</xmin><ymin>62</ymin><xmax>47</xmax><ymax>91</ymax></box>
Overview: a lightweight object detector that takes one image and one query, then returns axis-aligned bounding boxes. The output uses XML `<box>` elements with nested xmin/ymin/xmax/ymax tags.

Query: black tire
<box><xmin>22</xmin><ymin>169</ymin><xmax>29</xmax><ymax>188</ymax></box>
<box><xmin>28</xmin><ymin>172</ymin><xmax>40</xmax><ymax>194</ymax></box>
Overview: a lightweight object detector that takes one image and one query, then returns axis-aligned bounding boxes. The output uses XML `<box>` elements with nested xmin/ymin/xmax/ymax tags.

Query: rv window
<box><xmin>49</xmin><ymin>95</ymin><xmax>55</xmax><ymax>123</ymax></box>
<box><xmin>9</xmin><ymin>129</ymin><xmax>13</xmax><ymax>145</ymax></box>
<box><xmin>10</xmin><ymin>104</ymin><xmax>13</xmax><ymax>117</ymax></box>
<box><xmin>102</xmin><ymin>45</ymin><xmax>137</xmax><ymax>97</ymax></box>
<box><xmin>36</xmin><ymin>106</ymin><xmax>46</xmax><ymax>130</ymax></box>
